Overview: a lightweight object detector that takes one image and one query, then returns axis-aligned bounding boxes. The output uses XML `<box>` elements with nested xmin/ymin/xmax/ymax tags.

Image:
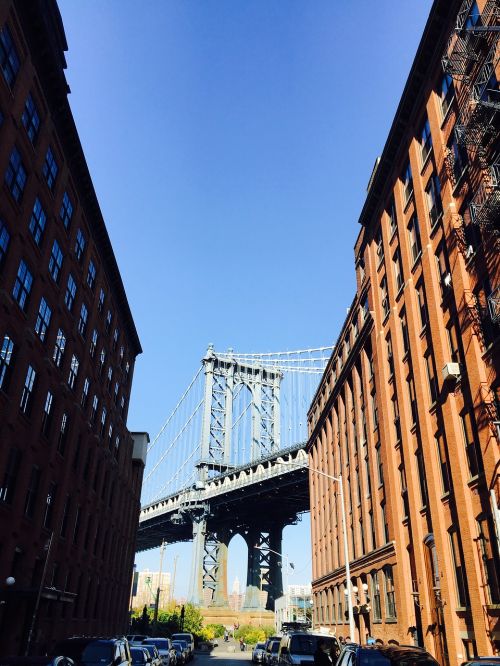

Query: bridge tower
<box><xmin>188</xmin><ymin>345</ymin><xmax>284</xmax><ymax>607</ymax></box>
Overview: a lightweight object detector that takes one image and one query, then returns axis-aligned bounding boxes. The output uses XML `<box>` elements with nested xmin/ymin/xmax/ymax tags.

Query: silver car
<box><xmin>252</xmin><ymin>643</ymin><xmax>267</xmax><ymax>663</ymax></box>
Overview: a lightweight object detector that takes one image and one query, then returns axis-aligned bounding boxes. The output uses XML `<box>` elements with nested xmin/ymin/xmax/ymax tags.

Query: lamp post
<box><xmin>277</xmin><ymin>459</ymin><xmax>355</xmax><ymax>640</ymax></box>
<box><xmin>254</xmin><ymin>545</ymin><xmax>294</xmax><ymax>625</ymax></box>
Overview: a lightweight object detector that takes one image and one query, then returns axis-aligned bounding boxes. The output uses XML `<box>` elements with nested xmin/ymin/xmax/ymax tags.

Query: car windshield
<box><xmin>255</xmin><ymin>644</ymin><xmax>266</xmax><ymax>650</ymax></box>
<box><xmin>143</xmin><ymin>641</ymin><xmax>168</xmax><ymax>650</ymax></box>
<box><xmin>271</xmin><ymin>643</ymin><xmax>279</xmax><ymax>654</ymax></box>
<box><xmin>142</xmin><ymin>648</ymin><xmax>156</xmax><ymax>658</ymax></box>
<box><xmin>131</xmin><ymin>650</ymin><xmax>146</xmax><ymax>664</ymax></box>
<box><xmin>289</xmin><ymin>636</ymin><xmax>327</xmax><ymax>656</ymax></box>
<box><xmin>359</xmin><ymin>653</ymin><xmax>438</xmax><ymax>666</ymax></box>
<box><xmin>81</xmin><ymin>645</ymin><xmax>113</xmax><ymax>664</ymax></box>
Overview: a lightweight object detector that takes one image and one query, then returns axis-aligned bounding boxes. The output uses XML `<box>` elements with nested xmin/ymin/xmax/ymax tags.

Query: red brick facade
<box><xmin>0</xmin><ymin>0</ymin><xmax>145</xmax><ymax>656</ymax></box>
<box><xmin>307</xmin><ymin>0</ymin><xmax>499</xmax><ymax>663</ymax></box>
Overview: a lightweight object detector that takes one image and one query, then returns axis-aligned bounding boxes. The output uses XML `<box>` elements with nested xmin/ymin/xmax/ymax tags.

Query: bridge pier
<box><xmin>242</xmin><ymin>524</ymin><xmax>285</xmax><ymax>611</ymax></box>
<box><xmin>207</xmin><ymin>529</ymin><xmax>230</xmax><ymax>607</ymax></box>
<box><xmin>188</xmin><ymin>510</ymin><xmax>208</xmax><ymax>605</ymax></box>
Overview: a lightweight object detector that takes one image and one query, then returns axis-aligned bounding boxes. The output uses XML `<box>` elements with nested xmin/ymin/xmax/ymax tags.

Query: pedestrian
<box><xmin>240</xmin><ymin>638</ymin><xmax>245</xmax><ymax>652</ymax></box>
<box><xmin>314</xmin><ymin>639</ymin><xmax>332</xmax><ymax>666</ymax></box>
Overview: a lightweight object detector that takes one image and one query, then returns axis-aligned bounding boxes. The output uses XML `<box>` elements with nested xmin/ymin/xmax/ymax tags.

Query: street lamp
<box><xmin>276</xmin><ymin>458</ymin><xmax>355</xmax><ymax>640</ymax></box>
<box><xmin>254</xmin><ymin>545</ymin><xmax>294</xmax><ymax>624</ymax></box>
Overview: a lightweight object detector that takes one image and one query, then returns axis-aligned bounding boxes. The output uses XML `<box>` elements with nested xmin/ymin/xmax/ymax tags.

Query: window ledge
<box><xmin>382</xmin><ymin>311</ymin><xmax>390</xmax><ymax>325</ymax></box>
<box><xmin>430</xmin><ymin>213</ymin><xmax>443</xmax><ymax>236</ymax></box>
<box><xmin>467</xmin><ymin>473</ymin><xmax>484</xmax><ymax>489</ymax></box>
<box><xmin>420</xmin><ymin>149</ymin><xmax>433</xmax><ymax>174</ymax></box>
<box><xmin>440</xmin><ymin>491</ymin><xmax>451</xmax><ymax>502</ymax></box>
<box><xmin>395</xmin><ymin>283</ymin><xmax>405</xmax><ymax>301</ymax></box>
<box><xmin>419</xmin><ymin>505</ymin><xmax>428</xmax><ymax>516</ymax></box>
<box><xmin>411</xmin><ymin>253</ymin><xmax>422</xmax><ymax>273</ymax></box>
<box><xmin>403</xmin><ymin>193</ymin><xmax>414</xmax><ymax>214</ymax></box>
<box><xmin>389</xmin><ymin>228</ymin><xmax>398</xmax><ymax>244</ymax></box>
<box><xmin>440</xmin><ymin>100</ymin><xmax>455</xmax><ymax>129</ymax></box>
<box><xmin>429</xmin><ymin>400</ymin><xmax>438</xmax><ymax>415</ymax></box>
<box><xmin>385</xmin><ymin>617</ymin><xmax>398</xmax><ymax>624</ymax></box>
<box><xmin>452</xmin><ymin>165</ymin><xmax>469</xmax><ymax>196</ymax></box>
<box><xmin>419</xmin><ymin>324</ymin><xmax>428</xmax><ymax>339</ymax></box>
<box><xmin>484</xmin><ymin>604</ymin><xmax>500</xmax><ymax>610</ymax></box>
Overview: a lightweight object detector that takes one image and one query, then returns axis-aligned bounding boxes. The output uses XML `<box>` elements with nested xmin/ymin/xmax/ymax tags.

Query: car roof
<box><xmin>353</xmin><ymin>646</ymin><xmax>438</xmax><ymax>661</ymax></box>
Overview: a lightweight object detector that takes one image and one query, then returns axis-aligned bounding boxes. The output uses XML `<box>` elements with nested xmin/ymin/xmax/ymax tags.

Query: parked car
<box><xmin>53</xmin><ymin>638</ymin><xmax>131</xmax><ymax>666</ymax></box>
<box><xmin>171</xmin><ymin>642</ymin><xmax>189</xmax><ymax>665</ymax></box>
<box><xmin>142</xmin><ymin>639</ymin><xmax>172</xmax><ymax>666</ymax></box>
<box><xmin>264</xmin><ymin>640</ymin><xmax>280</xmax><ymax>666</ymax></box>
<box><xmin>140</xmin><ymin>645</ymin><xmax>162</xmax><ymax>666</ymax></box>
<box><xmin>130</xmin><ymin>648</ymin><xmax>153</xmax><ymax>666</ymax></box>
<box><xmin>170</xmin><ymin>635</ymin><xmax>194</xmax><ymax>659</ymax></box>
<box><xmin>252</xmin><ymin>643</ymin><xmax>266</xmax><ymax>664</ymax></box>
<box><xmin>278</xmin><ymin>633</ymin><xmax>335</xmax><ymax>666</ymax></box>
<box><xmin>0</xmin><ymin>659</ymin><xmax>75</xmax><ymax>666</ymax></box>
<box><xmin>127</xmin><ymin>637</ymin><xmax>149</xmax><ymax>645</ymax></box>
<box><xmin>335</xmin><ymin>644</ymin><xmax>439</xmax><ymax>666</ymax></box>
<box><xmin>462</xmin><ymin>660</ymin><xmax>500</xmax><ymax>666</ymax></box>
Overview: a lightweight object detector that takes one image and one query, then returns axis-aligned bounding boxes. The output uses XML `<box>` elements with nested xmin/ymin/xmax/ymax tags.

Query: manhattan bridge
<box><xmin>137</xmin><ymin>344</ymin><xmax>332</xmax><ymax>611</ymax></box>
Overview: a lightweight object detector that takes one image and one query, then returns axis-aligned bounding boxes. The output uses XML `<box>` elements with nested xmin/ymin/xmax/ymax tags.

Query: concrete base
<box><xmin>200</xmin><ymin>606</ymin><xmax>275</xmax><ymax>629</ymax></box>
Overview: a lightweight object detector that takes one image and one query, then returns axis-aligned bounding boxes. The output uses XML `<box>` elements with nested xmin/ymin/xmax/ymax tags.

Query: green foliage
<box><xmin>234</xmin><ymin>624</ymin><xmax>274</xmax><ymax>646</ymax></box>
<box><xmin>205</xmin><ymin>624</ymin><xmax>225</xmax><ymax>638</ymax></box>
<box><xmin>198</xmin><ymin>627</ymin><xmax>215</xmax><ymax>642</ymax></box>
<box><xmin>182</xmin><ymin>603</ymin><xmax>204</xmax><ymax>635</ymax></box>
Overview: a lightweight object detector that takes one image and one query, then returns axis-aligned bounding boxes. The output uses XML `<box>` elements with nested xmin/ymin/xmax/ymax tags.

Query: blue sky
<box><xmin>58</xmin><ymin>0</ymin><xmax>433</xmax><ymax>599</ymax></box>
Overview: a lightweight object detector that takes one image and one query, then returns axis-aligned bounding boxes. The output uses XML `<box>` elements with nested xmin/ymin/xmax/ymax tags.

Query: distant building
<box><xmin>132</xmin><ymin>570</ymin><xmax>171</xmax><ymax>611</ymax></box>
<box><xmin>308</xmin><ymin>0</ymin><xmax>499</xmax><ymax>660</ymax></box>
<box><xmin>0</xmin><ymin>0</ymin><xmax>146</xmax><ymax>656</ymax></box>
<box><xmin>228</xmin><ymin>576</ymin><xmax>245</xmax><ymax>611</ymax></box>
<box><xmin>274</xmin><ymin>584</ymin><xmax>312</xmax><ymax>631</ymax></box>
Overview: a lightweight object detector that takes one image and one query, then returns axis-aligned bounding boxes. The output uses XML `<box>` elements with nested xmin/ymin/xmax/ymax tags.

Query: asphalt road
<box><xmin>194</xmin><ymin>640</ymin><xmax>256</xmax><ymax>665</ymax></box>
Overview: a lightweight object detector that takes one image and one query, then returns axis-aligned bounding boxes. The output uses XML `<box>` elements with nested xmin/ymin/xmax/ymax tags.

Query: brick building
<box><xmin>0</xmin><ymin>0</ymin><xmax>147</xmax><ymax>656</ymax></box>
<box><xmin>307</xmin><ymin>0</ymin><xmax>499</xmax><ymax>662</ymax></box>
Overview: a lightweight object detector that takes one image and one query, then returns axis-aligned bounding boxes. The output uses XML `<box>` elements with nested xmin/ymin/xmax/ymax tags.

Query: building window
<box><xmin>60</xmin><ymin>496</ymin><xmax>71</xmax><ymax>537</ymax></box>
<box><xmin>21</xmin><ymin>93</ymin><xmax>40</xmax><ymax>144</ymax></box>
<box><xmin>75</xmin><ymin>228</ymin><xmax>86</xmax><ymax>262</ymax></box>
<box><xmin>441</xmin><ymin>73</ymin><xmax>455</xmax><ymax>116</ymax></box>
<box><xmin>0</xmin><ymin>219</ymin><xmax>10</xmax><ymax>271</ymax></box>
<box><xmin>100</xmin><ymin>407</ymin><xmax>107</xmax><ymax>437</ymax></box>
<box><xmin>53</xmin><ymin>329</ymin><xmax>66</xmax><ymax>368</ymax></box>
<box><xmin>68</xmin><ymin>354</ymin><xmax>79</xmax><ymax>390</ymax></box>
<box><xmin>376</xmin><ymin>444</ymin><xmax>383</xmax><ymax>486</ymax></box>
<box><xmin>59</xmin><ymin>191</ymin><xmax>73</xmax><ymax>229</ymax></box>
<box><xmin>5</xmin><ymin>147</ymin><xmax>27</xmax><ymax>203</ymax></box>
<box><xmin>113</xmin><ymin>382</ymin><xmax>119</xmax><ymax>405</ymax></box>
<box><xmin>416</xmin><ymin>281</ymin><xmax>428</xmax><ymax>329</ymax></box>
<box><xmin>415</xmin><ymin>447</ymin><xmax>428</xmax><ymax>508</ymax></box>
<box><xmin>426</xmin><ymin>173</ymin><xmax>443</xmax><ymax>227</ymax></box>
<box><xmin>106</xmin><ymin>366</ymin><xmax>113</xmax><ymax>392</ymax></box>
<box><xmin>48</xmin><ymin>239</ymin><xmax>63</xmax><ymax>283</ymax></box>
<box><xmin>408</xmin><ymin>215</ymin><xmax>422</xmax><ymax>263</ymax></box>
<box><xmin>435</xmin><ymin>431</ymin><xmax>451</xmax><ymax>494</ymax></box>
<box><xmin>77</xmin><ymin>302</ymin><xmax>88</xmax><ymax>338</ymax></box>
<box><xmin>43</xmin><ymin>482</ymin><xmax>57</xmax><ymax>528</ymax></box>
<box><xmin>120</xmin><ymin>394</ymin><xmax>126</xmax><ymax>417</ymax></box>
<box><xmin>112</xmin><ymin>328</ymin><xmax>119</xmax><ymax>351</ymax></box>
<box><xmin>436</xmin><ymin>242</ymin><xmax>451</xmax><ymax>296</ymax></box>
<box><xmin>449</xmin><ymin>528</ymin><xmax>470</xmax><ymax>607</ymax></box>
<box><xmin>0</xmin><ymin>334</ymin><xmax>15</xmax><ymax>391</ymax></box>
<box><xmin>108</xmin><ymin>423</ymin><xmax>114</xmax><ymax>447</ymax></box>
<box><xmin>81</xmin><ymin>377</ymin><xmax>90</xmax><ymax>408</ymax></box>
<box><xmin>476</xmin><ymin>516</ymin><xmax>500</xmax><ymax>604</ymax></box>
<box><xmin>64</xmin><ymin>273</ymin><xmax>77</xmax><ymax>311</ymax></box>
<box><xmin>392</xmin><ymin>394</ymin><xmax>401</xmax><ymax>441</ymax></box>
<box><xmin>57</xmin><ymin>413</ymin><xmax>69</xmax><ymax>455</ymax></box>
<box><xmin>115</xmin><ymin>435</ymin><xmax>120</xmax><ymax>450</ymax></box>
<box><xmin>393</xmin><ymin>248</ymin><xmax>404</xmax><ymax>291</ymax></box>
<box><xmin>35</xmin><ymin>297</ymin><xmax>52</xmax><ymax>342</ymax></box>
<box><xmin>87</xmin><ymin>260</ymin><xmax>96</xmax><ymax>291</ymax></box>
<box><xmin>0</xmin><ymin>448</ymin><xmax>21</xmax><ymax>504</ymax></box>
<box><xmin>384</xmin><ymin>566</ymin><xmax>396</xmax><ymax>618</ymax></box>
<box><xmin>41</xmin><ymin>390</ymin><xmax>54</xmax><ymax>437</ymax></box>
<box><xmin>90</xmin><ymin>329</ymin><xmax>98</xmax><ymax>358</ymax></box>
<box><xmin>0</xmin><ymin>24</ymin><xmax>20</xmax><ymax>88</ymax></box>
<box><xmin>380</xmin><ymin>502</ymin><xmax>389</xmax><ymax>544</ymax></box>
<box><xmin>369</xmin><ymin>510</ymin><xmax>376</xmax><ymax>550</ymax></box>
<box><xmin>371</xmin><ymin>572</ymin><xmax>382</xmax><ymax>621</ymax></box>
<box><xmin>105</xmin><ymin>309</ymin><xmax>112</xmax><ymax>332</ymax></box>
<box><xmin>386</xmin><ymin>334</ymin><xmax>394</xmax><ymax>377</ymax></box>
<box><xmin>29</xmin><ymin>198</ymin><xmax>47</xmax><ymax>246</ymax></box>
<box><xmin>99</xmin><ymin>348</ymin><xmax>106</xmax><ymax>375</ymax></box>
<box><xmin>423</xmin><ymin>350</ymin><xmax>437</xmax><ymax>404</ymax></box>
<box><xmin>402</xmin><ymin>161</ymin><xmax>413</xmax><ymax>204</ymax></box>
<box><xmin>90</xmin><ymin>395</ymin><xmax>99</xmax><ymax>423</ymax></box>
<box><xmin>420</xmin><ymin>117</ymin><xmax>433</xmax><ymax>164</ymax></box>
<box><xmin>380</xmin><ymin>276</ymin><xmax>389</xmax><ymax>318</ymax></box>
<box><xmin>24</xmin><ymin>466</ymin><xmax>41</xmax><ymax>518</ymax></box>
<box><xmin>43</xmin><ymin>147</ymin><xmax>59</xmax><ymax>192</ymax></box>
<box><xmin>361</xmin><ymin>294</ymin><xmax>369</xmax><ymax>322</ymax></box>
<box><xmin>446</xmin><ymin>321</ymin><xmax>460</xmax><ymax>363</ymax></box>
<box><xmin>449</xmin><ymin>134</ymin><xmax>468</xmax><ymax>183</ymax></box>
<box><xmin>399</xmin><ymin>463</ymin><xmax>409</xmax><ymax>518</ymax></box>
<box><xmin>20</xmin><ymin>364</ymin><xmax>36</xmax><ymax>415</ymax></box>
<box><xmin>400</xmin><ymin>308</ymin><xmax>409</xmax><ymax>356</ymax></box>
<box><xmin>98</xmin><ymin>288</ymin><xmax>105</xmax><ymax>312</ymax></box>
<box><xmin>460</xmin><ymin>411</ymin><xmax>482</xmax><ymax>478</ymax></box>
<box><xmin>407</xmin><ymin>375</ymin><xmax>418</xmax><ymax>425</ymax></box>
<box><xmin>375</xmin><ymin>227</ymin><xmax>384</xmax><ymax>266</ymax></box>
<box><xmin>12</xmin><ymin>259</ymin><xmax>33</xmax><ymax>310</ymax></box>
<box><xmin>387</xmin><ymin>196</ymin><xmax>398</xmax><ymax>236</ymax></box>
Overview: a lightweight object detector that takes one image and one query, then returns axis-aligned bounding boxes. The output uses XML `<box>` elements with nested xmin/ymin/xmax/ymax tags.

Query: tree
<box><xmin>140</xmin><ymin>605</ymin><xmax>151</xmax><ymax>634</ymax></box>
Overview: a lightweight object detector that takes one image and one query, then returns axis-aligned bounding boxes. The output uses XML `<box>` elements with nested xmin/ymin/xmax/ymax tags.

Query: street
<box><xmin>194</xmin><ymin>640</ymin><xmax>256</xmax><ymax>666</ymax></box>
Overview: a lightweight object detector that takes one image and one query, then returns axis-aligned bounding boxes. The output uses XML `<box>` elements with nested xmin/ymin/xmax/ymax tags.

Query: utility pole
<box><xmin>170</xmin><ymin>554</ymin><xmax>178</xmax><ymax>603</ymax></box>
<box><xmin>152</xmin><ymin>540</ymin><xmax>165</xmax><ymax>633</ymax></box>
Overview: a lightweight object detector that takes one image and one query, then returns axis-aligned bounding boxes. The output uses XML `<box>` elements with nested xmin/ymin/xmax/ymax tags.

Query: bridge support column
<box><xmin>266</xmin><ymin>524</ymin><xmax>284</xmax><ymax>611</ymax></box>
<box><xmin>188</xmin><ymin>514</ymin><xmax>207</xmax><ymax>606</ymax></box>
<box><xmin>210</xmin><ymin>529</ymin><xmax>230</xmax><ymax>607</ymax></box>
<box><xmin>243</xmin><ymin>528</ymin><xmax>263</xmax><ymax>609</ymax></box>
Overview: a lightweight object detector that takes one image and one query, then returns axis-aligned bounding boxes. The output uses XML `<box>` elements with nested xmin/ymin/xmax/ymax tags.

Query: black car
<box><xmin>462</xmin><ymin>660</ymin><xmax>500</xmax><ymax>666</ymax></box>
<box><xmin>53</xmin><ymin>638</ymin><xmax>131</xmax><ymax>666</ymax></box>
<box><xmin>335</xmin><ymin>644</ymin><xmax>439</xmax><ymax>666</ymax></box>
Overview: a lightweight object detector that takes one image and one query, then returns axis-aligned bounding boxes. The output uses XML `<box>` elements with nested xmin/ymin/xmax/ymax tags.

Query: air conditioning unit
<box><xmin>443</xmin><ymin>272</ymin><xmax>452</xmax><ymax>288</ymax></box>
<box><xmin>442</xmin><ymin>362</ymin><xmax>461</xmax><ymax>382</ymax></box>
